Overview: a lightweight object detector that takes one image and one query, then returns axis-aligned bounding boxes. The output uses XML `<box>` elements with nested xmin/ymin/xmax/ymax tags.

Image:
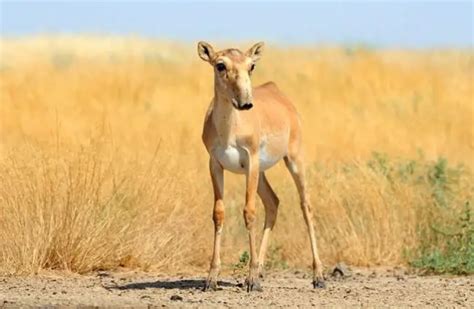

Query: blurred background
<box><xmin>0</xmin><ymin>1</ymin><xmax>472</xmax><ymax>276</ymax></box>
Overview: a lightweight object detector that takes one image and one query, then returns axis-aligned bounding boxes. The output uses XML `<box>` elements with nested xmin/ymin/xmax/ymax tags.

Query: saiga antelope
<box><xmin>198</xmin><ymin>41</ymin><xmax>325</xmax><ymax>292</ymax></box>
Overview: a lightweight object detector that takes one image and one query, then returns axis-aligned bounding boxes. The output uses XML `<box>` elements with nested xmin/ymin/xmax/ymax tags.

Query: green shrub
<box><xmin>367</xmin><ymin>153</ymin><xmax>472</xmax><ymax>275</ymax></box>
<box><xmin>411</xmin><ymin>202</ymin><xmax>473</xmax><ymax>275</ymax></box>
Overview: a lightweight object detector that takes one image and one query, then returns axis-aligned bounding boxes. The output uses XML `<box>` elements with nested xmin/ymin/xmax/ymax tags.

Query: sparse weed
<box><xmin>231</xmin><ymin>251</ymin><xmax>250</xmax><ymax>276</ymax></box>
<box><xmin>265</xmin><ymin>244</ymin><xmax>289</xmax><ymax>271</ymax></box>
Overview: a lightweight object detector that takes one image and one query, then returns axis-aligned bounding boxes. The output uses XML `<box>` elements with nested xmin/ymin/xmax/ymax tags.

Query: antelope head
<box><xmin>198</xmin><ymin>41</ymin><xmax>264</xmax><ymax>111</ymax></box>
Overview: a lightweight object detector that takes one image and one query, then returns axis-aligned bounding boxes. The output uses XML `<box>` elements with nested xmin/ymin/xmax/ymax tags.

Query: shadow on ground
<box><xmin>112</xmin><ymin>279</ymin><xmax>237</xmax><ymax>291</ymax></box>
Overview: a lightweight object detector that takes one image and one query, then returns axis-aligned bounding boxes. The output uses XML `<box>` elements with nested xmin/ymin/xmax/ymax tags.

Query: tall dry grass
<box><xmin>0</xmin><ymin>36</ymin><xmax>472</xmax><ymax>275</ymax></box>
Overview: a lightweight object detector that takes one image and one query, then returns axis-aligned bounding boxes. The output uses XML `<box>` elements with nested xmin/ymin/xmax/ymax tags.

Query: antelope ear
<box><xmin>197</xmin><ymin>41</ymin><xmax>215</xmax><ymax>62</ymax></box>
<box><xmin>246</xmin><ymin>42</ymin><xmax>264</xmax><ymax>61</ymax></box>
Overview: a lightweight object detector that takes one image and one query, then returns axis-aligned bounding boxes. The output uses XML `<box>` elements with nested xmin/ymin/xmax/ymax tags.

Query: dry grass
<box><xmin>0</xmin><ymin>36</ymin><xmax>472</xmax><ymax>275</ymax></box>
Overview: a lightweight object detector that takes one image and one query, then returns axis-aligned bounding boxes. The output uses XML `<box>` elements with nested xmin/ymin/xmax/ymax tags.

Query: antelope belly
<box><xmin>214</xmin><ymin>145</ymin><xmax>247</xmax><ymax>174</ymax></box>
<box><xmin>214</xmin><ymin>144</ymin><xmax>282</xmax><ymax>174</ymax></box>
<box><xmin>258</xmin><ymin>145</ymin><xmax>281</xmax><ymax>171</ymax></box>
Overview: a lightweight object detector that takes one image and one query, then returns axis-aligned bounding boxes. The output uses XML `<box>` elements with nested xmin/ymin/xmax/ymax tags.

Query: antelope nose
<box><xmin>241</xmin><ymin>102</ymin><xmax>253</xmax><ymax>110</ymax></box>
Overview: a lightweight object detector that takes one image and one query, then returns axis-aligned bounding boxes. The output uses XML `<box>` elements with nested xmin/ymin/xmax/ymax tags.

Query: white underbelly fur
<box><xmin>214</xmin><ymin>144</ymin><xmax>282</xmax><ymax>174</ymax></box>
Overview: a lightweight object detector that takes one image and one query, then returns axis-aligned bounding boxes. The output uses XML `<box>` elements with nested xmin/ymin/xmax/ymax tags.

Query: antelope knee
<box><xmin>213</xmin><ymin>202</ymin><xmax>225</xmax><ymax>227</ymax></box>
<box><xmin>243</xmin><ymin>207</ymin><xmax>256</xmax><ymax>228</ymax></box>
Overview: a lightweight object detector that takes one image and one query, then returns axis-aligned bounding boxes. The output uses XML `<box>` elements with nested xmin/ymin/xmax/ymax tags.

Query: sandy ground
<box><xmin>0</xmin><ymin>267</ymin><xmax>472</xmax><ymax>308</ymax></box>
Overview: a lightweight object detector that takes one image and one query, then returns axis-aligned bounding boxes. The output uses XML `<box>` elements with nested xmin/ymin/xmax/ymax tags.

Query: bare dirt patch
<box><xmin>0</xmin><ymin>268</ymin><xmax>472</xmax><ymax>308</ymax></box>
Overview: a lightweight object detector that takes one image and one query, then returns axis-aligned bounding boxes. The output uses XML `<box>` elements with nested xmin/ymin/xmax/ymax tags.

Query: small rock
<box><xmin>170</xmin><ymin>295</ymin><xmax>183</xmax><ymax>301</ymax></box>
<box><xmin>396</xmin><ymin>274</ymin><xmax>406</xmax><ymax>281</ymax></box>
<box><xmin>332</xmin><ymin>262</ymin><xmax>351</xmax><ymax>277</ymax></box>
<box><xmin>97</xmin><ymin>271</ymin><xmax>111</xmax><ymax>278</ymax></box>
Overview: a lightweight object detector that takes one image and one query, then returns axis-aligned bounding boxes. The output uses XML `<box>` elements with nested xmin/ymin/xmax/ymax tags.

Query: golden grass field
<box><xmin>0</xmin><ymin>36</ymin><xmax>472</xmax><ymax>275</ymax></box>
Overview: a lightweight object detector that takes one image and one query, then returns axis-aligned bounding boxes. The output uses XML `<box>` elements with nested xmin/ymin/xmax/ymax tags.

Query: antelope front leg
<box><xmin>204</xmin><ymin>158</ymin><xmax>224</xmax><ymax>291</ymax></box>
<box><xmin>244</xmin><ymin>153</ymin><xmax>261</xmax><ymax>292</ymax></box>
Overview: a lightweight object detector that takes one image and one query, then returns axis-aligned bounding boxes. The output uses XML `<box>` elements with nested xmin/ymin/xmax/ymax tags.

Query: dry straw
<box><xmin>0</xmin><ymin>37</ymin><xmax>472</xmax><ymax>274</ymax></box>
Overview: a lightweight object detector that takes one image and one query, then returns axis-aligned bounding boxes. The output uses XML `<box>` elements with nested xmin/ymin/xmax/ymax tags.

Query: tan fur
<box><xmin>199</xmin><ymin>42</ymin><xmax>325</xmax><ymax>291</ymax></box>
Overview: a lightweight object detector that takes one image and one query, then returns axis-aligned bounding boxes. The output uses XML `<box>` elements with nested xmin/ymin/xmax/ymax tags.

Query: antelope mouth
<box><xmin>231</xmin><ymin>98</ymin><xmax>253</xmax><ymax>111</ymax></box>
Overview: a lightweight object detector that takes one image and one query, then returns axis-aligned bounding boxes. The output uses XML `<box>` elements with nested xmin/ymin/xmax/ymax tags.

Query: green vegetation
<box><xmin>411</xmin><ymin>201</ymin><xmax>473</xmax><ymax>275</ymax></box>
<box><xmin>232</xmin><ymin>251</ymin><xmax>250</xmax><ymax>270</ymax></box>
<box><xmin>368</xmin><ymin>153</ymin><xmax>473</xmax><ymax>275</ymax></box>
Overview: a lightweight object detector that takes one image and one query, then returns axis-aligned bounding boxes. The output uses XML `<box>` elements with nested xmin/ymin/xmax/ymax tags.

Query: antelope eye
<box><xmin>250</xmin><ymin>64</ymin><xmax>256</xmax><ymax>72</ymax></box>
<box><xmin>215</xmin><ymin>63</ymin><xmax>226</xmax><ymax>72</ymax></box>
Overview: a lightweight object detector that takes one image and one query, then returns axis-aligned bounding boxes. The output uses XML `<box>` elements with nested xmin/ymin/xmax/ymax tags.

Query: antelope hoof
<box><xmin>203</xmin><ymin>279</ymin><xmax>218</xmax><ymax>291</ymax></box>
<box><xmin>313</xmin><ymin>278</ymin><xmax>326</xmax><ymax>289</ymax></box>
<box><xmin>245</xmin><ymin>278</ymin><xmax>263</xmax><ymax>292</ymax></box>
